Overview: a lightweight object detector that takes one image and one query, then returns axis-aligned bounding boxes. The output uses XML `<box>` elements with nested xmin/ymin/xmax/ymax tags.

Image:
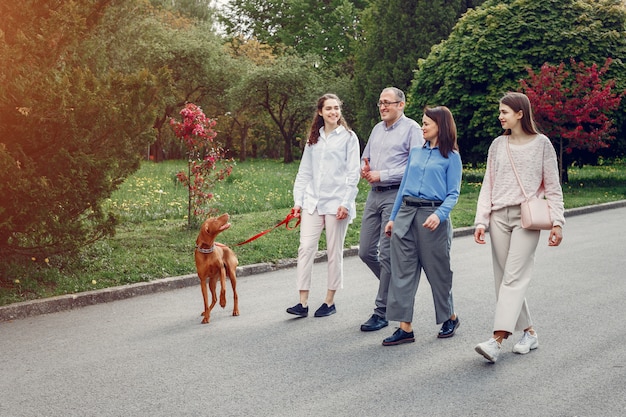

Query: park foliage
<box><xmin>1</xmin><ymin>0</ymin><xmax>625</xmax><ymax>265</ymax></box>
<box><xmin>406</xmin><ymin>0</ymin><xmax>626</xmax><ymax>166</ymax></box>
<box><xmin>521</xmin><ymin>58</ymin><xmax>623</xmax><ymax>182</ymax></box>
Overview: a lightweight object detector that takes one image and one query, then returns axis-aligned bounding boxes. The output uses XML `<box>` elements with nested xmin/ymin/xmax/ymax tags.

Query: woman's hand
<box><xmin>549</xmin><ymin>225</ymin><xmax>563</xmax><ymax>246</ymax></box>
<box><xmin>422</xmin><ymin>213</ymin><xmax>440</xmax><ymax>231</ymax></box>
<box><xmin>292</xmin><ymin>206</ymin><xmax>302</xmax><ymax>218</ymax></box>
<box><xmin>336</xmin><ymin>206</ymin><xmax>348</xmax><ymax>220</ymax></box>
<box><xmin>384</xmin><ymin>221</ymin><xmax>394</xmax><ymax>237</ymax></box>
<box><xmin>474</xmin><ymin>226</ymin><xmax>486</xmax><ymax>244</ymax></box>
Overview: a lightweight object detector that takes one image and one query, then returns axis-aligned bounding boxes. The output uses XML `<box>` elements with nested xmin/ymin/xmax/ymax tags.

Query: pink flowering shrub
<box><xmin>169</xmin><ymin>103</ymin><xmax>233</xmax><ymax>226</ymax></box>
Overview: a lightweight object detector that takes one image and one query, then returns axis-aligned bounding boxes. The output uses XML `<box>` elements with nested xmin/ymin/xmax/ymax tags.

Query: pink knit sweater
<box><xmin>474</xmin><ymin>134</ymin><xmax>565</xmax><ymax>228</ymax></box>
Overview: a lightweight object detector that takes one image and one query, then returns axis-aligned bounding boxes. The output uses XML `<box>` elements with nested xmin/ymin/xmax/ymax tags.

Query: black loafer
<box><xmin>361</xmin><ymin>314</ymin><xmax>389</xmax><ymax>332</ymax></box>
<box><xmin>438</xmin><ymin>317</ymin><xmax>460</xmax><ymax>338</ymax></box>
<box><xmin>286</xmin><ymin>303</ymin><xmax>308</xmax><ymax>317</ymax></box>
<box><xmin>382</xmin><ymin>328</ymin><xmax>415</xmax><ymax>346</ymax></box>
<box><xmin>314</xmin><ymin>303</ymin><xmax>336</xmax><ymax>317</ymax></box>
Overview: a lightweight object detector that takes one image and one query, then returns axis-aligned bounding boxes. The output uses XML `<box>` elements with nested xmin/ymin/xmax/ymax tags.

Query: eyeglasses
<box><xmin>377</xmin><ymin>101</ymin><xmax>401</xmax><ymax>108</ymax></box>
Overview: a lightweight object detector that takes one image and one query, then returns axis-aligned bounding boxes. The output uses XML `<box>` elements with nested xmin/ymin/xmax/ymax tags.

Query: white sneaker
<box><xmin>475</xmin><ymin>338</ymin><xmax>501</xmax><ymax>363</ymax></box>
<box><xmin>513</xmin><ymin>331</ymin><xmax>539</xmax><ymax>354</ymax></box>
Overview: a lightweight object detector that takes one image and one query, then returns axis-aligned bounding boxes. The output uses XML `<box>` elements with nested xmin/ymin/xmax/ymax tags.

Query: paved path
<box><xmin>1</xmin><ymin>204</ymin><xmax>625</xmax><ymax>416</ymax></box>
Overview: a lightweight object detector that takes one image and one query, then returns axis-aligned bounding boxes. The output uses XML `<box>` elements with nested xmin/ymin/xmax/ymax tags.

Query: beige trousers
<box><xmin>296</xmin><ymin>210</ymin><xmax>349</xmax><ymax>291</ymax></box>
<box><xmin>489</xmin><ymin>205</ymin><xmax>541</xmax><ymax>333</ymax></box>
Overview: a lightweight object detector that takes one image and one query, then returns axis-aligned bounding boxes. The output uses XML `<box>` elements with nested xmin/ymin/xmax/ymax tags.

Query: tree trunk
<box><xmin>283</xmin><ymin>136</ymin><xmax>293</xmax><ymax>163</ymax></box>
<box><xmin>239</xmin><ymin>124</ymin><xmax>249</xmax><ymax>161</ymax></box>
<box><xmin>557</xmin><ymin>136</ymin><xmax>568</xmax><ymax>184</ymax></box>
<box><xmin>561</xmin><ymin>152</ymin><xmax>571</xmax><ymax>184</ymax></box>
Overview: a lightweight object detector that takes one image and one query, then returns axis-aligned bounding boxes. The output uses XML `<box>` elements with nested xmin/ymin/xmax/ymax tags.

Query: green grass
<box><xmin>1</xmin><ymin>158</ymin><xmax>625</xmax><ymax>306</ymax></box>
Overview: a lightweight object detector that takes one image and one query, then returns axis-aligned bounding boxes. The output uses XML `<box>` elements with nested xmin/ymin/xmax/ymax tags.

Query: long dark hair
<box><xmin>306</xmin><ymin>93</ymin><xmax>350</xmax><ymax>145</ymax></box>
<box><xmin>500</xmin><ymin>92</ymin><xmax>540</xmax><ymax>136</ymax></box>
<box><xmin>423</xmin><ymin>106</ymin><xmax>458</xmax><ymax>158</ymax></box>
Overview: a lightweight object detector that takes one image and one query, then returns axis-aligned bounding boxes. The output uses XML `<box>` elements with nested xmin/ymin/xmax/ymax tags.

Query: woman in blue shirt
<box><xmin>381</xmin><ymin>106</ymin><xmax>463</xmax><ymax>346</ymax></box>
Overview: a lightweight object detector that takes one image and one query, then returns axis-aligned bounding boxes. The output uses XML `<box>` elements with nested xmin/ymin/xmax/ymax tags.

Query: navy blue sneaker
<box><xmin>314</xmin><ymin>303</ymin><xmax>336</xmax><ymax>317</ymax></box>
<box><xmin>286</xmin><ymin>303</ymin><xmax>308</xmax><ymax>317</ymax></box>
<box><xmin>438</xmin><ymin>317</ymin><xmax>460</xmax><ymax>338</ymax></box>
<box><xmin>382</xmin><ymin>328</ymin><xmax>415</xmax><ymax>346</ymax></box>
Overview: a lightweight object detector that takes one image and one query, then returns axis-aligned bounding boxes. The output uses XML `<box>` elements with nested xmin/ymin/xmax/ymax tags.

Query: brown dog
<box><xmin>194</xmin><ymin>213</ymin><xmax>239</xmax><ymax>324</ymax></box>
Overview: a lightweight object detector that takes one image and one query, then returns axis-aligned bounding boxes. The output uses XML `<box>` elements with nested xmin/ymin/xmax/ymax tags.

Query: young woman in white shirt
<box><xmin>286</xmin><ymin>94</ymin><xmax>361</xmax><ymax>318</ymax></box>
<box><xmin>473</xmin><ymin>92</ymin><xmax>565</xmax><ymax>363</ymax></box>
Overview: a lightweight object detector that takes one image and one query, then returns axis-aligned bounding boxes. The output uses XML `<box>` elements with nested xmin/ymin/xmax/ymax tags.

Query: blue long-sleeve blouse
<box><xmin>390</xmin><ymin>143</ymin><xmax>462</xmax><ymax>222</ymax></box>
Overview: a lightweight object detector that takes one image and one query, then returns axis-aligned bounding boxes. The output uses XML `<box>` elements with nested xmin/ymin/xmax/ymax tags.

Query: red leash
<box><xmin>233</xmin><ymin>209</ymin><xmax>301</xmax><ymax>246</ymax></box>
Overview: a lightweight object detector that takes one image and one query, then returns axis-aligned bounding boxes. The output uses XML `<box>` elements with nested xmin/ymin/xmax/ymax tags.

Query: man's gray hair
<box><xmin>382</xmin><ymin>87</ymin><xmax>406</xmax><ymax>103</ymax></box>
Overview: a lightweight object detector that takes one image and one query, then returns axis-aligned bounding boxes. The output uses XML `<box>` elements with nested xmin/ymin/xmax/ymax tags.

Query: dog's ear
<box><xmin>198</xmin><ymin>219</ymin><xmax>211</xmax><ymax>237</ymax></box>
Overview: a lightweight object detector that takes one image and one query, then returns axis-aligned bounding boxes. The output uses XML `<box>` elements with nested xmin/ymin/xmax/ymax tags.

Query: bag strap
<box><xmin>505</xmin><ymin>137</ymin><xmax>530</xmax><ymax>199</ymax></box>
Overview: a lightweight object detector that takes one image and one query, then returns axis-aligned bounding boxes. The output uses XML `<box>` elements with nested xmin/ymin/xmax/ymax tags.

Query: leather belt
<box><xmin>403</xmin><ymin>198</ymin><xmax>442</xmax><ymax>207</ymax></box>
<box><xmin>371</xmin><ymin>184</ymin><xmax>400</xmax><ymax>192</ymax></box>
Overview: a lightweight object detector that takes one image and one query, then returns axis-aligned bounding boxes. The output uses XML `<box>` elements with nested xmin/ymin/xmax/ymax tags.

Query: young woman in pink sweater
<box><xmin>473</xmin><ymin>92</ymin><xmax>565</xmax><ymax>363</ymax></box>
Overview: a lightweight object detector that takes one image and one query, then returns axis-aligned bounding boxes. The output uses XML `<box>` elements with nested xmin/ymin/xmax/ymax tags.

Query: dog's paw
<box><xmin>201</xmin><ymin>312</ymin><xmax>211</xmax><ymax>324</ymax></box>
<box><xmin>232</xmin><ymin>310</ymin><xmax>240</xmax><ymax>316</ymax></box>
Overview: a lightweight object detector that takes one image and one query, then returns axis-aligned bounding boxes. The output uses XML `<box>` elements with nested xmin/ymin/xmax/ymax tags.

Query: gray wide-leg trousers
<box><xmin>386</xmin><ymin>204</ymin><xmax>454</xmax><ymax>324</ymax></box>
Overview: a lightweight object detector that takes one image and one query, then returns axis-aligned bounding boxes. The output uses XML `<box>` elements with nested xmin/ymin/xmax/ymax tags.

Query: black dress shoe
<box><xmin>438</xmin><ymin>317</ymin><xmax>460</xmax><ymax>338</ymax></box>
<box><xmin>382</xmin><ymin>328</ymin><xmax>415</xmax><ymax>346</ymax></box>
<box><xmin>361</xmin><ymin>314</ymin><xmax>389</xmax><ymax>332</ymax></box>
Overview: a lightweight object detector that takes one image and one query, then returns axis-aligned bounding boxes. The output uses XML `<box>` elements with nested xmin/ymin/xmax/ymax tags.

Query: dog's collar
<box><xmin>195</xmin><ymin>244</ymin><xmax>215</xmax><ymax>254</ymax></box>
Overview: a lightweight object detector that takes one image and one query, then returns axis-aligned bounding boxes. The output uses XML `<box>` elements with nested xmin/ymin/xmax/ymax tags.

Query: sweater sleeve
<box><xmin>540</xmin><ymin>136</ymin><xmax>565</xmax><ymax>227</ymax></box>
<box><xmin>474</xmin><ymin>139</ymin><xmax>497</xmax><ymax>228</ymax></box>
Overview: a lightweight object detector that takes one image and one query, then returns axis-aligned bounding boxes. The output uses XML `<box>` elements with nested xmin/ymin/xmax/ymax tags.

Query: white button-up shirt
<box><xmin>293</xmin><ymin>125</ymin><xmax>361</xmax><ymax>221</ymax></box>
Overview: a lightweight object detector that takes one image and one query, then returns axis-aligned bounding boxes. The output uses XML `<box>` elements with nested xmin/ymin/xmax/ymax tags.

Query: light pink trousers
<box><xmin>296</xmin><ymin>210</ymin><xmax>349</xmax><ymax>291</ymax></box>
<box><xmin>489</xmin><ymin>205</ymin><xmax>541</xmax><ymax>333</ymax></box>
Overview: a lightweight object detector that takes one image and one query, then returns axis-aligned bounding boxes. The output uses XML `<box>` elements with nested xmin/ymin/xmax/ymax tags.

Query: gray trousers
<box><xmin>358</xmin><ymin>189</ymin><xmax>397</xmax><ymax>318</ymax></box>
<box><xmin>387</xmin><ymin>203</ymin><xmax>454</xmax><ymax>324</ymax></box>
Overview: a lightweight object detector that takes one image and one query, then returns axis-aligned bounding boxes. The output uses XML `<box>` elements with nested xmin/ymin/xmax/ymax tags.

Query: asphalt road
<box><xmin>1</xmin><ymin>205</ymin><xmax>625</xmax><ymax>417</ymax></box>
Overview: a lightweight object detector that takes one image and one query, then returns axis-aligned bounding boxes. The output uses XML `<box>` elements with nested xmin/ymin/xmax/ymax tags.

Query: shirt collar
<box><xmin>319</xmin><ymin>124</ymin><xmax>346</xmax><ymax>137</ymax></box>
<box><xmin>383</xmin><ymin>114</ymin><xmax>406</xmax><ymax>131</ymax></box>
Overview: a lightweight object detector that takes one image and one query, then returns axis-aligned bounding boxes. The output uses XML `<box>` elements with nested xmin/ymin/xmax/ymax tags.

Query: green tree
<box><xmin>228</xmin><ymin>54</ymin><xmax>326</xmax><ymax>163</ymax></box>
<box><xmin>353</xmin><ymin>0</ymin><xmax>484</xmax><ymax>137</ymax></box>
<box><xmin>219</xmin><ymin>36</ymin><xmax>276</xmax><ymax>161</ymax></box>
<box><xmin>218</xmin><ymin>0</ymin><xmax>369</xmax><ymax>161</ymax></box>
<box><xmin>88</xmin><ymin>1</ymin><xmax>236</xmax><ymax>161</ymax></box>
<box><xmin>0</xmin><ymin>0</ymin><xmax>165</xmax><ymax>256</ymax></box>
<box><xmin>220</xmin><ymin>0</ymin><xmax>367</xmax><ymax>72</ymax></box>
<box><xmin>150</xmin><ymin>0</ymin><xmax>216</xmax><ymax>22</ymax></box>
<box><xmin>406</xmin><ymin>0</ymin><xmax>626</xmax><ymax>165</ymax></box>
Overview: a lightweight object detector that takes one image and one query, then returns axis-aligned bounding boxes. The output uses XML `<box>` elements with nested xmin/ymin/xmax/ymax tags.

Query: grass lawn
<box><xmin>1</xmin><ymin>158</ymin><xmax>625</xmax><ymax>306</ymax></box>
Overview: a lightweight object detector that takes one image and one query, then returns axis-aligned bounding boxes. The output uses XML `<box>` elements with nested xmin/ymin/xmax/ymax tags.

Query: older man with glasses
<box><xmin>358</xmin><ymin>87</ymin><xmax>424</xmax><ymax>332</ymax></box>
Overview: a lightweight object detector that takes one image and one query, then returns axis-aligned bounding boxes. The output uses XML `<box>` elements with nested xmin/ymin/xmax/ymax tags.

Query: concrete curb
<box><xmin>2</xmin><ymin>200</ymin><xmax>625</xmax><ymax>322</ymax></box>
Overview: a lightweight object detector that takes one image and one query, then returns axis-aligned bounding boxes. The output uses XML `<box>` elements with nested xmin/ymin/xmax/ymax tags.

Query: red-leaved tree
<box><xmin>170</xmin><ymin>103</ymin><xmax>233</xmax><ymax>227</ymax></box>
<box><xmin>520</xmin><ymin>58</ymin><xmax>623</xmax><ymax>183</ymax></box>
